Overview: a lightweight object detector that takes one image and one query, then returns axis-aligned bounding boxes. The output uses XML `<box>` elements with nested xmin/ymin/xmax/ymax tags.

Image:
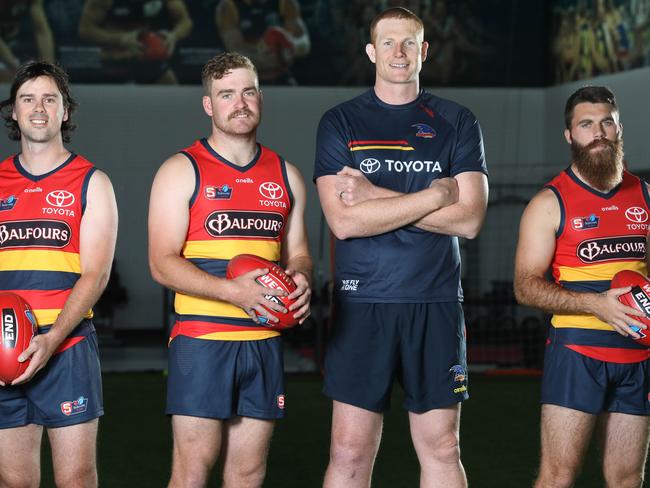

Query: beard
<box><xmin>571</xmin><ymin>137</ymin><xmax>624</xmax><ymax>192</ymax></box>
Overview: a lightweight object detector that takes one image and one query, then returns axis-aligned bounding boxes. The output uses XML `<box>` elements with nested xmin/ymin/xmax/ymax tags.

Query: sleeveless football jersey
<box><xmin>314</xmin><ymin>89</ymin><xmax>487</xmax><ymax>303</ymax></box>
<box><xmin>548</xmin><ymin>168</ymin><xmax>650</xmax><ymax>362</ymax></box>
<box><xmin>171</xmin><ymin>139</ymin><xmax>293</xmax><ymax>341</ymax></box>
<box><xmin>0</xmin><ymin>154</ymin><xmax>96</xmax><ymax>349</ymax></box>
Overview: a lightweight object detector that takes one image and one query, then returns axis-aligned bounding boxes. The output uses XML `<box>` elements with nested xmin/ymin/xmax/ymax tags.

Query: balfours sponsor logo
<box><xmin>204</xmin><ymin>211</ymin><xmax>284</xmax><ymax>238</ymax></box>
<box><xmin>576</xmin><ymin>235</ymin><xmax>646</xmax><ymax>263</ymax></box>
<box><xmin>0</xmin><ymin>220</ymin><xmax>71</xmax><ymax>249</ymax></box>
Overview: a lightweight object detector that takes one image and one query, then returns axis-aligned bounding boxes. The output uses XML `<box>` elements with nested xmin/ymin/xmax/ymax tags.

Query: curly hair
<box><xmin>0</xmin><ymin>61</ymin><xmax>78</xmax><ymax>142</ymax></box>
<box><xmin>201</xmin><ymin>52</ymin><xmax>257</xmax><ymax>94</ymax></box>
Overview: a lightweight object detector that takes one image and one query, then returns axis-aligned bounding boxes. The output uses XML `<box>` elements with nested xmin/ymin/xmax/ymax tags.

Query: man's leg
<box><xmin>409</xmin><ymin>404</ymin><xmax>466</xmax><ymax>488</ymax></box>
<box><xmin>48</xmin><ymin>419</ymin><xmax>98</xmax><ymax>488</ymax></box>
<box><xmin>0</xmin><ymin>424</ymin><xmax>42</xmax><ymax>488</ymax></box>
<box><xmin>220</xmin><ymin>417</ymin><xmax>275</xmax><ymax>488</ymax></box>
<box><xmin>323</xmin><ymin>400</ymin><xmax>383</xmax><ymax>488</ymax></box>
<box><xmin>599</xmin><ymin>412</ymin><xmax>650</xmax><ymax>488</ymax></box>
<box><xmin>534</xmin><ymin>404</ymin><xmax>596</xmax><ymax>488</ymax></box>
<box><xmin>168</xmin><ymin>415</ymin><xmax>222</xmax><ymax>488</ymax></box>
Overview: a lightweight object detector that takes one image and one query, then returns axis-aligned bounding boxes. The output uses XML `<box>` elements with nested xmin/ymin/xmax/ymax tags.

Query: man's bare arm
<box><xmin>513</xmin><ymin>188</ymin><xmax>645</xmax><ymax>337</ymax></box>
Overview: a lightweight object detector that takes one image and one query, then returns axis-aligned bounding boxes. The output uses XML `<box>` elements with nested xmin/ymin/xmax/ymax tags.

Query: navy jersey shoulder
<box><xmin>314</xmin><ymin>90</ymin><xmax>487</xmax><ymax>303</ymax></box>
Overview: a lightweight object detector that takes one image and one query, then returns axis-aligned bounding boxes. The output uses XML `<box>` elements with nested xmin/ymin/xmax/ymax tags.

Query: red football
<box><xmin>138</xmin><ymin>31</ymin><xmax>169</xmax><ymax>61</ymax></box>
<box><xmin>0</xmin><ymin>292</ymin><xmax>37</xmax><ymax>383</ymax></box>
<box><xmin>262</xmin><ymin>27</ymin><xmax>295</xmax><ymax>57</ymax></box>
<box><xmin>226</xmin><ymin>254</ymin><xmax>298</xmax><ymax>330</ymax></box>
<box><xmin>611</xmin><ymin>270</ymin><xmax>650</xmax><ymax>346</ymax></box>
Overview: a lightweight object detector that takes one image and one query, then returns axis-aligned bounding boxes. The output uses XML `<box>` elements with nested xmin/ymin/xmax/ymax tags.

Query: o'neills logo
<box><xmin>204</xmin><ymin>211</ymin><xmax>284</xmax><ymax>238</ymax></box>
<box><xmin>0</xmin><ymin>220</ymin><xmax>71</xmax><ymax>249</ymax></box>
<box><xmin>576</xmin><ymin>235</ymin><xmax>646</xmax><ymax>263</ymax></box>
<box><xmin>1</xmin><ymin>308</ymin><xmax>17</xmax><ymax>349</ymax></box>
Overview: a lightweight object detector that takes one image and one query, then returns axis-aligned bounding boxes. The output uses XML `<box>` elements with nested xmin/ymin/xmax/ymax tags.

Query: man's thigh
<box><xmin>47</xmin><ymin>419</ymin><xmax>98</xmax><ymax>482</ymax></box>
<box><xmin>539</xmin><ymin>404</ymin><xmax>596</xmax><ymax>470</ymax></box>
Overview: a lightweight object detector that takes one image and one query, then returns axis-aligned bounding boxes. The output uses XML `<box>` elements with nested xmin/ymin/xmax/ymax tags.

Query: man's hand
<box><xmin>119</xmin><ymin>30</ymin><xmax>143</xmax><ymax>57</ymax></box>
<box><xmin>429</xmin><ymin>177</ymin><xmax>459</xmax><ymax>208</ymax></box>
<box><xmin>286</xmin><ymin>269</ymin><xmax>311</xmax><ymax>324</ymax></box>
<box><xmin>590</xmin><ymin>286</ymin><xmax>648</xmax><ymax>338</ymax></box>
<box><xmin>11</xmin><ymin>333</ymin><xmax>60</xmax><ymax>385</ymax></box>
<box><xmin>226</xmin><ymin>268</ymin><xmax>288</xmax><ymax>324</ymax></box>
<box><xmin>336</xmin><ymin>166</ymin><xmax>379</xmax><ymax>206</ymax></box>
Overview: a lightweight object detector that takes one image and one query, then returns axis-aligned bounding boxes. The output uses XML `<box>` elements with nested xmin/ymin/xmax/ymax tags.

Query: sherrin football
<box><xmin>226</xmin><ymin>254</ymin><xmax>298</xmax><ymax>330</ymax></box>
<box><xmin>0</xmin><ymin>292</ymin><xmax>37</xmax><ymax>383</ymax></box>
<box><xmin>611</xmin><ymin>270</ymin><xmax>650</xmax><ymax>346</ymax></box>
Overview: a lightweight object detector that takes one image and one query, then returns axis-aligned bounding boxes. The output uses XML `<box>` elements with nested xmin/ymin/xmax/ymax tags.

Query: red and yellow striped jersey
<box><xmin>0</xmin><ymin>153</ymin><xmax>95</xmax><ymax>343</ymax></box>
<box><xmin>171</xmin><ymin>139</ymin><xmax>292</xmax><ymax>341</ymax></box>
<box><xmin>548</xmin><ymin>168</ymin><xmax>650</xmax><ymax>362</ymax></box>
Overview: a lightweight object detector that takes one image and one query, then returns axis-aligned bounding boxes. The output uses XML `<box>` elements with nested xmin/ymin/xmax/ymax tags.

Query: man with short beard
<box><xmin>514</xmin><ymin>86</ymin><xmax>650</xmax><ymax>488</ymax></box>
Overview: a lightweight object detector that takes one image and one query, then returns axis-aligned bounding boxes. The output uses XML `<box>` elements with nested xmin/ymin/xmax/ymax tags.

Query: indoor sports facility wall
<box><xmin>1</xmin><ymin>65</ymin><xmax>649</xmax><ymax>368</ymax></box>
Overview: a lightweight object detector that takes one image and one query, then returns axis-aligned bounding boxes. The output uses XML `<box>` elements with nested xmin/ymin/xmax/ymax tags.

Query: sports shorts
<box><xmin>323</xmin><ymin>301</ymin><xmax>468</xmax><ymax>413</ymax></box>
<box><xmin>0</xmin><ymin>329</ymin><xmax>104</xmax><ymax>429</ymax></box>
<box><xmin>166</xmin><ymin>335</ymin><xmax>285</xmax><ymax>420</ymax></box>
<box><xmin>541</xmin><ymin>343</ymin><xmax>650</xmax><ymax>415</ymax></box>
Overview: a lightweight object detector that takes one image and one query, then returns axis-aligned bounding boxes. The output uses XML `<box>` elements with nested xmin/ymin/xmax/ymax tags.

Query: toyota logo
<box><xmin>46</xmin><ymin>190</ymin><xmax>75</xmax><ymax>208</ymax></box>
<box><xmin>625</xmin><ymin>207</ymin><xmax>648</xmax><ymax>223</ymax></box>
<box><xmin>359</xmin><ymin>158</ymin><xmax>381</xmax><ymax>174</ymax></box>
<box><xmin>259</xmin><ymin>182</ymin><xmax>283</xmax><ymax>200</ymax></box>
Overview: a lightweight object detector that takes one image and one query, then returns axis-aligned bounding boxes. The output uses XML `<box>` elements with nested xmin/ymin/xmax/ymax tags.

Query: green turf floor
<box><xmin>37</xmin><ymin>373</ymin><xmax>643</xmax><ymax>487</ymax></box>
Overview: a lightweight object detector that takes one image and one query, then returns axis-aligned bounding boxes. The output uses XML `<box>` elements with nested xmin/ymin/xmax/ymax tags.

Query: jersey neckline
<box><xmin>13</xmin><ymin>153</ymin><xmax>77</xmax><ymax>182</ymax></box>
<box><xmin>369</xmin><ymin>88</ymin><xmax>427</xmax><ymax>111</ymax></box>
<box><xmin>200</xmin><ymin>138</ymin><xmax>261</xmax><ymax>173</ymax></box>
<box><xmin>565</xmin><ymin>166</ymin><xmax>622</xmax><ymax>200</ymax></box>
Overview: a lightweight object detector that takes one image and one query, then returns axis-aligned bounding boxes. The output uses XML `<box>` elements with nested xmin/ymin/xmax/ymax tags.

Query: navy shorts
<box><xmin>324</xmin><ymin>301</ymin><xmax>468</xmax><ymax>413</ymax></box>
<box><xmin>0</xmin><ymin>332</ymin><xmax>104</xmax><ymax>429</ymax></box>
<box><xmin>541</xmin><ymin>344</ymin><xmax>650</xmax><ymax>415</ymax></box>
<box><xmin>166</xmin><ymin>335</ymin><xmax>285</xmax><ymax>420</ymax></box>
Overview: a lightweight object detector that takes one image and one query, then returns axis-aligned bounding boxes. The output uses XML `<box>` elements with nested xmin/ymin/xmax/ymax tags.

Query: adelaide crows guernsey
<box><xmin>0</xmin><ymin>154</ymin><xmax>95</xmax><ymax>349</ymax></box>
<box><xmin>314</xmin><ymin>89</ymin><xmax>487</xmax><ymax>303</ymax></box>
<box><xmin>171</xmin><ymin>139</ymin><xmax>292</xmax><ymax>341</ymax></box>
<box><xmin>547</xmin><ymin>168</ymin><xmax>650</xmax><ymax>362</ymax></box>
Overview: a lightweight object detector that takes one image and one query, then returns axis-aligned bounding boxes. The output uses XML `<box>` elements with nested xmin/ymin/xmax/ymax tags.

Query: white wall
<box><xmin>1</xmin><ymin>68</ymin><xmax>646</xmax><ymax>329</ymax></box>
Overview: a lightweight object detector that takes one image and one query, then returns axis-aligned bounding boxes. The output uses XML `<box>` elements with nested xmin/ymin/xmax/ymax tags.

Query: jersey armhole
<box><xmin>180</xmin><ymin>151</ymin><xmax>201</xmax><ymax>208</ymax></box>
<box><xmin>545</xmin><ymin>184</ymin><xmax>565</xmax><ymax>238</ymax></box>
<box><xmin>81</xmin><ymin>167</ymin><xmax>97</xmax><ymax>215</ymax></box>
<box><xmin>278</xmin><ymin>155</ymin><xmax>294</xmax><ymax>210</ymax></box>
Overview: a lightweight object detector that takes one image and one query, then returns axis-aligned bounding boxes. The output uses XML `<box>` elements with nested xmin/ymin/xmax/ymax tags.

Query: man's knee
<box><xmin>414</xmin><ymin>430</ymin><xmax>461</xmax><ymax>466</ymax></box>
<box><xmin>537</xmin><ymin>462</ymin><xmax>581</xmax><ymax>488</ymax></box>
<box><xmin>603</xmin><ymin>464</ymin><xmax>645</xmax><ymax>488</ymax></box>
<box><xmin>53</xmin><ymin>464</ymin><xmax>97</xmax><ymax>488</ymax></box>
<box><xmin>223</xmin><ymin>459</ymin><xmax>267</xmax><ymax>488</ymax></box>
<box><xmin>0</xmin><ymin>471</ymin><xmax>40</xmax><ymax>488</ymax></box>
<box><xmin>330</xmin><ymin>431</ymin><xmax>377</xmax><ymax>468</ymax></box>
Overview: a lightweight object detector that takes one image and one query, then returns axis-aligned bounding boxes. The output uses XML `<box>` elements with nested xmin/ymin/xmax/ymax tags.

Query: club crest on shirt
<box><xmin>412</xmin><ymin>123</ymin><xmax>436</xmax><ymax>139</ymax></box>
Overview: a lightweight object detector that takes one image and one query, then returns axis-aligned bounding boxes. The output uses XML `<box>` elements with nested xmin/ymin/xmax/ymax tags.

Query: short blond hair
<box><xmin>369</xmin><ymin>7</ymin><xmax>424</xmax><ymax>44</ymax></box>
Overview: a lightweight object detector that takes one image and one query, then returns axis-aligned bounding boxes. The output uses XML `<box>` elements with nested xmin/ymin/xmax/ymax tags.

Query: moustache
<box><xmin>584</xmin><ymin>138</ymin><xmax>616</xmax><ymax>150</ymax></box>
<box><xmin>228</xmin><ymin>109</ymin><xmax>254</xmax><ymax>120</ymax></box>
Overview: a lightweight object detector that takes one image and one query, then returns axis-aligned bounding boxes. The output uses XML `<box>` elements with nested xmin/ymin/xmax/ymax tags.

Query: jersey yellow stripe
<box><xmin>350</xmin><ymin>146</ymin><xmax>414</xmax><ymax>151</ymax></box>
<box><xmin>196</xmin><ymin>330</ymin><xmax>280</xmax><ymax>341</ymax></box>
<box><xmin>0</xmin><ymin>250</ymin><xmax>81</xmax><ymax>272</ymax></box>
<box><xmin>182</xmin><ymin>240</ymin><xmax>281</xmax><ymax>261</ymax></box>
<box><xmin>34</xmin><ymin>308</ymin><xmax>93</xmax><ymax>327</ymax></box>
<box><xmin>175</xmin><ymin>294</ymin><xmax>249</xmax><ymax>318</ymax></box>
<box><xmin>557</xmin><ymin>261</ymin><xmax>647</xmax><ymax>282</ymax></box>
<box><xmin>551</xmin><ymin>314</ymin><xmax>613</xmax><ymax>330</ymax></box>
